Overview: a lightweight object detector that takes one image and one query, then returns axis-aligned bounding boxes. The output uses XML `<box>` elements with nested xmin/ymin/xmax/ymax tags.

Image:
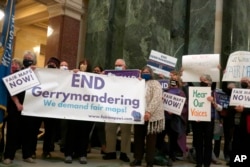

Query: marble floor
<box><xmin>0</xmin><ymin>140</ymin><xmax>228</xmax><ymax>167</ymax></box>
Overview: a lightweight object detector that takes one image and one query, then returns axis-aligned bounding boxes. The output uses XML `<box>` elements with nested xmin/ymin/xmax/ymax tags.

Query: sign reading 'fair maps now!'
<box><xmin>163</xmin><ymin>92</ymin><xmax>186</xmax><ymax>115</ymax></box>
<box><xmin>22</xmin><ymin>68</ymin><xmax>145</xmax><ymax>124</ymax></box>
<box><xmin>2</xmin><ymin>68</ymin><xmax>40</xmax><ymax>96</ymax></box>
<box><xmin>229</xmin><ymin>88</ymin><xmax>250</xmax><ymax>107</ymax></box>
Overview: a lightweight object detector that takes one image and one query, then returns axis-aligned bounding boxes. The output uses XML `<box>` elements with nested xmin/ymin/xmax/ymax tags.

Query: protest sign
<box><xmin>147</xmin><ymin>50</ymin><xmax>177</xmax><ymax>77</ymax></box>
<box><xmin>182</xmin><ymin>54</ymin><xmax>220</xmax><ymax>82</ymax></box>
<box><xmin>229</xmin><ymin>88</ymin><xmax>250</xmax><ymax>107</ymax></box>
<box><xmin>163</xmin><ymin>92</ymin><xmax>186</xmax><ymax>115</ymax></box>
<box><xmin>104</xmin><ymin>69</ymin><xmax>140</xmax><ymax>78</ymax></box>
<box><xmin>215</xmin><ymin>89</ymin><xmax>230</xmax><ymax>109</ymax></box>
<box><xmin>223</xmin><ymin>51</ymin><xmax>250</xmax><ymax>81</ymax></box>
<box><xmin>158</xmin><ymin>79</ymin><xmax>169</xmax><ymax>90</ymax></box>
<box><xmin>2</xmin><ymin>68</ymin><xmax>40</xmax><ymax>96</ymax></box>
<box><xmin>22</xmin><ymin>68</ymin><xmax>145</xmax><ymax>124</ymax></box>
<box><xmin>188</xmin><ymin>87</ymin><xmax>211</xmax><ymax>121</ymax></box>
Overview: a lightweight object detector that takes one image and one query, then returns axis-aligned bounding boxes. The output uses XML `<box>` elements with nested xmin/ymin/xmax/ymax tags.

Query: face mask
<box><xmin>23</xmin><ymin>59</ymin><xmax>33</xmax><ymax>68</ymax></box>
<box><xmin>48</xmin><ymin>64</ymin><xmax>56</xmax><ymax>68</ymax></box>
<box><xmin>60</xmin><ymin>66</ymin><xmax>68</xmax><ymax>70</ymax></box>
<box><xmin>241</xmin><ymin>82</ymin><xmax>248</xmax><ymax>89</ymax></box>
<box><xmin>200</xmin><ymin>82</ymin><xmax>208</xmax><ymax>87</ymax></box>
<box><xmin>115</xmin><ymin>66</ymin><xmax>123</xmax><ymax>70</ymax></box>
<box><xmin>141</xmin><ymin>73</ymin><xmax>152</xmax><ymax>81</ymax></box>
<box><xmin>80</xmin><ymin>64</ymin><xmax>87</xmax><ymax>71</ymax></box>
<box><xmin>170</xmin><ymin>80</ymin><xmax>177</xmax><ymax>86</ymax></box>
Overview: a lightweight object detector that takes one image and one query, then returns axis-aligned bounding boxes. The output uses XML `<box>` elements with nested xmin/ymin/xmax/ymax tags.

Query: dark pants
<box><xmin>4</xmin><ymin>112</ymin><xmax>22</xmax><ymax>160</ymax></box>
<box><xmin>213</xmin><ymin>137</ymin><xmax>221</xmax><ymax>158</ymax></box>
<box><xmin>64</xmin><ymin>120</ymin><xmax>93</xmax><ymax>157</ymax></box>
<box><xmin>95</xmin><ymin>122</ymin><xmax>106</xmax><ymax>146</ymax></box>
<box><xmin>157</xmin><ymin>119</ymin><xmax>179</xmax><ymax>158</ymax></box>
<box><xmin>222</xmin><ymin>116</ymin><xmax>234</xmax><ymax>159</ymax></box>
<box><xmin>21</xmin><ymin>115</ymin><xmax>40</xmax><ymax>159</ymax></box>
<box><xmin>192</xmin><ymin>120</ymin><xmax>214</xmax><ymax>166</ymax></box>
<box><xmin>42</xmin><ymin>118</ymin><xmax>60</xmax><ymax>152</ymax></box>
<box><xmin>133</xmin><ymin>122</ymin><xmax>157</xmax><ymax>165</ymax></box>
<box><xmin>4</xmin><ymin>113</ymin><xmax>38</xmax><ymax>159</ymax></box>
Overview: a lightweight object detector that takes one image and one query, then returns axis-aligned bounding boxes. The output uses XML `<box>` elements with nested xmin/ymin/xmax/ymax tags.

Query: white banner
<box><xmin>163</xmin><ymin>92</ymin><xmax>186</xmax><ymax>115</ymax></box>
<box><xmin>2</xmin><ymin>68</ymin><xmax>40</xmax><ymax>96</ymax></box>
<box><xmin>182</xmin><ymin>54</ymin><xmax>220</xmax><ymax>82</ymax></box>
<box><xmin>22</xmin><ymin>68</ymin><xmax>146</xmax><ymax>124</ymax></box>
<box><xmin>188</xmin><ymin>87</ymin><xmax>211</xmax><ymax>122</ymax></box>
<box><xmin>223</xmin><ymin>51</ymin><xmax>250</xmax><ymax>81</ymax></box>
<box><xmin>229</xmin><ymin>88</ymin><xmax>250</xmax><ymax>107</ymax></box>
<box><xmin>147</xmin><ymin>50</ymin><xmax>177</xmax><ymax>77</ymax></box>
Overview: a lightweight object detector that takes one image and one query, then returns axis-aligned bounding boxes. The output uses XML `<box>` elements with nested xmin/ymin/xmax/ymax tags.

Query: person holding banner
<box><xmin>89</xmin><ymin>65</ymin><xmax>106</xmax><ymax>154</ymax></box>
<box><xmin>60</xmin><ymin>61</ymin><xmax>69</xmax><ymax>70</ymax></box>
<box><xmin>93</xmin><ymin>65</ymin><xmax>103</xmax><ymax>74</ymax></box>
<box><xmin>3</xmin><ymin>51</ymin><xmax>38</xmax><ymax>164</ymax></box>
<box><xmin>192</xmin><ymin>74</ymin><xmax>222</xmax><ymax>167</ymax></box>
<box><xmin>103</xmin><ymin>59</ymin><xmax>131</xmax><ymax>162</ymax></box>
<box><xmin>130</xmin><ymin>66</ymin><xmax>165</xmax><ymax>167</ymax></box>
<box><xmin>39</xmin><ymin>57</ymin><xmax>61</xmax><ymax>159</ymax></box>
<box><xmin>64</xmin><ymin>58</ymin><xmax>94</xmax><ymax>164</ymax></box>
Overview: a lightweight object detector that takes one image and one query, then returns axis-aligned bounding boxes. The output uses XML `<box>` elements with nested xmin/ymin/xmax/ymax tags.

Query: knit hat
<box><xmin>47</xmin><ymin>57</ymin><xmax>60</xmax><ymax>68</ymax></box>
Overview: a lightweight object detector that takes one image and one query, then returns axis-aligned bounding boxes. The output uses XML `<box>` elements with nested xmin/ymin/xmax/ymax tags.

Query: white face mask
<box><xmin>80</xmin><ymin>64</ymin><xmax>87</xmax><ymax>71</ymax></box>
<box><xmin>115</xmin><ymin>66</ymin><xmax>123</xmax><ymax>70</ymax></box>
<box><xmin>60</xmin><ymin>66</ymin><xmax>68</xmax><ymax>70</ymax></box>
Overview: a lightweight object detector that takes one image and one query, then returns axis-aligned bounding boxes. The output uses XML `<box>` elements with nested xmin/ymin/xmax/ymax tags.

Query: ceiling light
<box><xmin>0</xmin><ymin>9</ymin><xmax>4</xmax><ymax>20</ymax></box>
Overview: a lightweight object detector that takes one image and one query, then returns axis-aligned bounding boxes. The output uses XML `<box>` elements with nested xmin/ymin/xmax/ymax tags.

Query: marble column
<box><xmin>85</xmin><ymin>0</ymin><xmax>173</xmax><ymax>69</ymax></box>
<box><xmin>231</xmin><ymin>0</ymin><xmax>249</xmax><ymax>51</ymax></box>
<box><xmin>122</xmin><ymin>0</ymin><xmax>172</xmax><ymax>69</ymax></box>
<box><xmin>84</xmin><ymin>0</ymin><xmax>112</xmax><ymax>69</ymax></box>
<box><xmin>171</xmin><ymin>0</ymin><xmax>187</xmax><ymax>70</ymax></box>
<box><xmin>221</xmin><ymin>0</ymin><xmax>250</xmax><ymax>69</ymax></box>
<box><xmin>45</xmin><ymin>0</ymin><xmax>83</xmax><ymax>69</ymax></box>
<box><xmin>188</xmin><ymin>0</ymin><xmax>216</xmax><ymax>54</ymax></box>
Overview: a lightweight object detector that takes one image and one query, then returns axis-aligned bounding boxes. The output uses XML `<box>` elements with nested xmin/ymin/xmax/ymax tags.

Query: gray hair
<box><xmin>200</xmin><ymin>74</ymin><xmax>212</xmax><ymax>84</ymax></box>
<box><xmin>23</xmin><ymin>50</ymin><xmax>37</xmax><ymax>65</ymax></box>
<box><xmin>115</xmin><ymin>59</ymin><xmax>126</xmax><ymax>66</ymax></box>
<box><xmin>12</xmin><ymin>58</ymin><xmax>22</xmax><ymax>69</ymax></box>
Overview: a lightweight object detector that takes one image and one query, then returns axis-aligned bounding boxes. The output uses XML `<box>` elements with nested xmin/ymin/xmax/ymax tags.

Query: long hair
<box><xmin>78</xmin><ymin>59</ymin><xmax>92</xmax><ymax>72</ymax></box>
<box><xmin>141</xmin><ymin>65</ymin><xmax>154</xmax><ymax>80</ymax></box>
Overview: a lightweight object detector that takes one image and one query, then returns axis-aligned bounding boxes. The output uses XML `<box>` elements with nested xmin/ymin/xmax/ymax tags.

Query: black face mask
<box><xmin>200</xmin><ymin>82</ymin><xmax>208</xmax><ymax>87</ymax></box>
<box><xmin>241</xmin><ymin>82</ymin><xmax>248</xmax><ymax>89</ymax></box>
<box><xmin>48</xmin><ymin>64</ymin><xmax>57</xmax><ymax>68</ymax></box>
<box><xmin>228</xmin><ymin>89</ymin><xmax>232</xmax><ymax>96</ymax></box>
<box><xmin>23</xmin><ymin>59</ymin><xmax>33</xmax><ymax>68</ymax></box>
<box><xmin>170</xmin><ymin>80</ymin><xmax>177</xmax><ymax>86</ymax></box>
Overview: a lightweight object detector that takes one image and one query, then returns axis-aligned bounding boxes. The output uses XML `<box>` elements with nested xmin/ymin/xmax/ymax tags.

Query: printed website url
<box><xmin>88</xmin><ymin>115</ymin><xmax>132</xmax><ymax>121</ymax></box>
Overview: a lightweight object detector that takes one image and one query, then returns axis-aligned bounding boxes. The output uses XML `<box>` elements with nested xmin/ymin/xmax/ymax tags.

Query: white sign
<box><xmin>223</xmin><ymin>51</ymin><xmax>250</xmax><ymax>81</ymax></box>
<box><xmin>229</xmin><ymin>88</ymin><xmax>250</xmax><ymax>107</ymax></box>
<box><xmin>182</xmin><ymin>54</ymin><xmax>220</xmax><ymax>82</ymax></box>
<box><xmin>2</xmin><ymin>68</ymin><xmax>40</xmax><ymax>96</ymax></box>
<box><xmin>188</xmin><ymin>87</ymin><xmax>211</xmax><ymax>122</ymax></box>
<box><xmin>22</xmin><ymin>68</ymin><xmax>146</xmax><ymax>124</ymax></box>
<box><xmin>163</xmin><ymin>92</ymin><xmax>186</xmax><ymax>115</ymax></box>
<box><xmin>147</xmin><ymin>50</ymin><xmax>177</xmax><ymax>77</ymax></box>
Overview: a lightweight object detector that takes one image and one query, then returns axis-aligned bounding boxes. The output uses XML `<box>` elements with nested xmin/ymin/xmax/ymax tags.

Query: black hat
<box><xmin>47</xmin><ymin>57</ymin><xmax>60</xmax><ymax>68</ymax></box>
